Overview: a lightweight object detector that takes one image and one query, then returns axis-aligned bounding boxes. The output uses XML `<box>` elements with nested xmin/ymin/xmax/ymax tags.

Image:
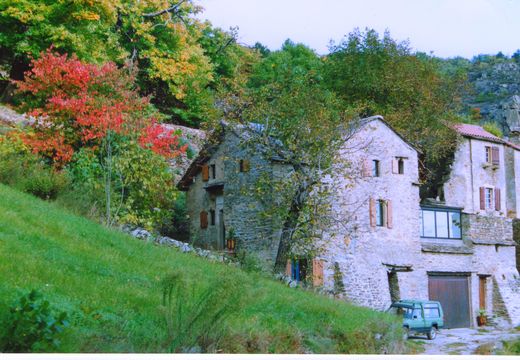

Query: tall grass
<box><xmin>0</xmin><ymin>184</ymin><xmax>403</xmax><ymax>353</ymax></box>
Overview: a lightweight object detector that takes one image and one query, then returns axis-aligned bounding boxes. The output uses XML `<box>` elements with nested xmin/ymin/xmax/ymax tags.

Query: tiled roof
<box><xmin>452</xmin><ymin>123</ymin><xmax>503</xmax><ymax>142</ymax></box>
<box><xmin>452</xmin><ymin>123</ymin><xmax>520</xmax><ymax>151</ymax></box>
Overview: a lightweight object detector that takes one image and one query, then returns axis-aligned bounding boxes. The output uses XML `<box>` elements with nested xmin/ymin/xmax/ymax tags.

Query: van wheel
<box><xmin>403</xmin><ymin>327</ymin><xmax>410</xmax><ymax>340</ymax></box>
<box><xmin>427</xmin><ymin>327</ymin><xmax>437</xmax><ymax>340</ymax></box>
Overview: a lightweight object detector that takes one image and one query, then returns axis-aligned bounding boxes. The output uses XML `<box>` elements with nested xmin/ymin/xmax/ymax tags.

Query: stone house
<box><xmin>178</xmin><ymin>117</ymin><xmax>520</xmax><ymax>328</ymax></box>
<box><xmin>177</xmin><ymin>121</ymin><xmax>292</xmax><ymax>269</ymax></box>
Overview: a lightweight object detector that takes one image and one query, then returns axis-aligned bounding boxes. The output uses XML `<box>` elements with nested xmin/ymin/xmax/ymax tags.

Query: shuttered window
<box><xmin>370</xmin><ymin>198</ymin><xmax>390</xmax><ymax>228</ymax></box>
<box><xmin>239</xmin><ymin>159</ymin><xmax>250</xmax><ymax>172</ymax></box>
<box><xmin>312</xmin><ymin>259</ymin><xmax>324</xmax><ymax>286</ymax></box>
<box><xmin>495</xmin><ymin>188</ymin><xmax>501</xmax><ymax>211</ymax></box>
<box><xmin>201</xmin><ymin>165</ymin><xmax>209</xmax><ymax>182</ymax></box>
<box><xmin>200</xmin><ymin>210</ymin><xmax>208</xmax><ymax>229</ymax></box>
<box><xmin>491</xmin><ymin>146</ymin><xmax>500</xmax><ymax>166</ymax></box>
<box><xmin>386</xmin><ymin>200</ymin><xmax>393</xmax><ymax>229</ymax></box>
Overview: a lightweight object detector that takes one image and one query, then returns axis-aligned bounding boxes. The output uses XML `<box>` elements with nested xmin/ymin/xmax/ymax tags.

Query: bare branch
<box><xmin>143</xmin><ymin>0</ymin><xmax>186</xmax><ymax>18</ymax></box>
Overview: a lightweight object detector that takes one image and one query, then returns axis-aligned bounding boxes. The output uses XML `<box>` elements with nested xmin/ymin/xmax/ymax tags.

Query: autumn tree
<box><xmin>224</xmin><ymin>41</ymin><xmax>356</xmax><ymax>272</ymax></box>
<box><xmin>16</xmin><ymin>49</ymin><xmax>187</xmax><ymax>227</ymax></box>
<box><xmin>0</xmin><ymin>0</ymin><xmax>243</xmax><ymax>125</ymax></box>
<box><xmin>323</xmin><ymin>28</ymin><xmax>466</xmax><ymax>197</ymax></box>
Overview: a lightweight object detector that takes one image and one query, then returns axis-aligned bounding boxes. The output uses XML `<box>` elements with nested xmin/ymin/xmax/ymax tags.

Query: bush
<box><xmin>483</xmin><ymin>122</ymin><xmax>503</xmax><ymax>138</ymax></box>
<box><xmin>0</xmin><ymin>133</ymin><xmax>69</xmax><ymax>200</ymax></box>
<box><xmin>332</xmin><ymin>318</ymin><xmax>405</xmax><ymax>354</ymax></box>
<box><xmin>0</xmin><ymin>290</ymin><xmax>69</xmax><ymax>352</ymax></box>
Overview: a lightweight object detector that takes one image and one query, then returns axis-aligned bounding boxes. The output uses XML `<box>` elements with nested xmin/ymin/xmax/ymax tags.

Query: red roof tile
<box><xmin>452</xmin><ymin>123</ymin><xmax>520</xmax><ymax>151</ymax></box>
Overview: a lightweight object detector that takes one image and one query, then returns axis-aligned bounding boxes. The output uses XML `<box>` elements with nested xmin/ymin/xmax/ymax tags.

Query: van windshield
<box><xmin>388</xmin><ymin>305</ymin><xmax>414</xmax><ymax>319</ymax></box>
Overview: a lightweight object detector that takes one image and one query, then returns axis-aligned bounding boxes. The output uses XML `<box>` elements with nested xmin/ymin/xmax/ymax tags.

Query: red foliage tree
<box><xmin>16</xmin><ymin>49</ymin><xmax>187</xmax><ymax>166</ymax></box>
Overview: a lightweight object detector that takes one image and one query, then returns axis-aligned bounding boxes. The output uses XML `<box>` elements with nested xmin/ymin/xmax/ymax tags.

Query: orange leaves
<box><xmin>17</xmin><ymin>48</ymin><xmax>187</xmax><ymax>166</ymax></box>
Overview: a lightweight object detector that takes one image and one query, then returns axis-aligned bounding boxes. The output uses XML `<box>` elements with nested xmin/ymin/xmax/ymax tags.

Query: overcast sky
<box><xmin>197</xmin><ymin>0</ymin><xmax>520</xmax><ymax>58</ymax></box>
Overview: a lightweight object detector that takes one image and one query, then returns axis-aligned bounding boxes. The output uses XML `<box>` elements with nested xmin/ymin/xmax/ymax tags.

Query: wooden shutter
<box><xmin>201</xmin><ymin>164</ymin><xmax>209</xmax><ymax>182</ymax></box>
<box><xmin>312</xmin><ymin>259</ymin><xmax>324</xmax><ymax>286</ymax></box>
<box><xmin>386</xmin><ymin>200</ymin><xmax>393</xmax><ymax>229</ymax></box>
<box><xmin>200</xmin><ymin>210</ymin><xmax>208</xmax><ymax>229</ymax></box>
<box><xmin>495</xmin><ymin>188</ymin><xmax>501</xmax><ymax>211</ymax></box>
<box><xmin>285</xmin><ymin>259</ymin><xmax>292</xmax><ymax>277</ymax></box>
<box><xmin>242</xmin><ymin>159</ymin><xmax>250</xmax><ymax>172</ymax></box>
<box><xmin>492</xmin><ymin>146</ymin><xmax>500</xmax><ymax>165</ymax></box>
<box><xmin>362</xmin><ymin>159</ymin><xmax>371</xmax><ymax>177</ymax></box>
<box><xmin>392</xmin><ymin>158</ymin><xmax>399</xmax><ymax>174</ymax></box>
<box><xmin>479</xmin><ymin>187</ymin><xmax>485</xmax><ymax>210</ymax></box>
<box><xmin>369</xmin><ymin>198</ymin><xmax>376</xmax><ymax>227</ymax></box>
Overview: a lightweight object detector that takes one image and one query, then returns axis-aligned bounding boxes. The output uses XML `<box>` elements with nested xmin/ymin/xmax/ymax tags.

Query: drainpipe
<box><xmin>469</xmin><ymin>138</ymin><xmax>475</xmax><ymax>213</ymax></box>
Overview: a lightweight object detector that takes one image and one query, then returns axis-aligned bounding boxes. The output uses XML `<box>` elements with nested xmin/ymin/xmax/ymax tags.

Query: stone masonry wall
<box><xmin>186</xmin><ymin>129</ymin><xmax>290</xmax><ymax>270</ymax></box>
<box><xmin>320</xmin><ymin>118</ymin><xmax>425</xmax><ymax>310</ymax></box>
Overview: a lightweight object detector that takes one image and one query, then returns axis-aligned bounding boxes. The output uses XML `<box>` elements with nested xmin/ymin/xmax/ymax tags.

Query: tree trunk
<box><xmin>0</xmin><ymin>57</ymin><xmax>29</xmax><ymax>103</ymax></box>
<box><xmin>273</xmin><ymin>178</ymin><xmax>311</xmax><ymax>273</ymax></box>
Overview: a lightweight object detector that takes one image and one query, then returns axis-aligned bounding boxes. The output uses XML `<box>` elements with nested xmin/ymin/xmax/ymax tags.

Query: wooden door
<box><xmin>428</xmin><ymin>275</ymin><xmax>471</xmax><ymax>328</ymax></box>
<box><xmin>479</xmin><ymin>276</ymin><xmax>487</xmax><ymax>310</ymax></box>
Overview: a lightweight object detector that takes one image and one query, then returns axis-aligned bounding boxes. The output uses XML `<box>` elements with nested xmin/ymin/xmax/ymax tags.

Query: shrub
<box><xmin>483</xmin><ymin>122</ymin><xmax>503</xmax><ymax>138</ymax></box>
<box><xmin>0</xmin><ymin>290</ymin><xmax>69</xmax><ymax>352</ymax></box>
<box><xmin>0</xmin><ymin>133</ymin><xmax>69</xmax><ymax>200</ymax></box>
<box><xmin>20</xmin><ymin>163</ymin><xmax>70</xmax><ymax>200</ymax></box>
<box><xmin>332</xmin><ymin>318</ymin><xmax>405</xmax><ymax>354</ymax></box>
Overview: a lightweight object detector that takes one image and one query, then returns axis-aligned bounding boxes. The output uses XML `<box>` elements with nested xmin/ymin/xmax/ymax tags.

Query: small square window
<box><xmin>372</xmin><ymin>160</ymin><xmax>380</xmax><ymax>177</ymax></box>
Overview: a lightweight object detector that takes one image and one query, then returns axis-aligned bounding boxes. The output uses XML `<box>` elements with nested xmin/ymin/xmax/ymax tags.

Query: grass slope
<box><xmin>0</xmin><ymin>184</ymin><xmax>401</xmax><ymax>353</ymax></box>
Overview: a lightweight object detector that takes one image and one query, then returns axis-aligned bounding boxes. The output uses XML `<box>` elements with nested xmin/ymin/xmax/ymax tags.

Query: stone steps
<box><xmin>494</xmin><ymin>270</ymin><xmax>520</xmax><ymax>327</ymax></box>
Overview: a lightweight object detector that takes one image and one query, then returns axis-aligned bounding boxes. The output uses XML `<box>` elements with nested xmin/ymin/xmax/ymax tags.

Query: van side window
<box><xmin>424</xmin><ymin>306</ymin><xmax>440</xmax><ymax>318</ymax></box>
<box><xmin>412</xmin><ymin>308</ymin><xmax>422</xmax><ymax>319</ymax></box>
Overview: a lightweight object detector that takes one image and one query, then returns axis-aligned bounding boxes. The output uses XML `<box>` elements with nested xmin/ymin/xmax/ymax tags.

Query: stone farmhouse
<box><xmin>178</xmin><ymin>116</ymin><xmax>520</xmax><ymax>329</ymax></box>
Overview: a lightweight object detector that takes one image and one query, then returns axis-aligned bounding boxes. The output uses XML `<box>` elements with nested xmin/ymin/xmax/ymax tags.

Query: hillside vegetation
<box><xmin>0</xmin><ymin>184</ymin><xmax>404</xmax><ymax>353</ymax></box>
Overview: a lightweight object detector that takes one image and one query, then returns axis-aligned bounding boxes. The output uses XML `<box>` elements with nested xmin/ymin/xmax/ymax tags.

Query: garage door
<box><xmin>428</xmin><ymin>274</ymin><xmax>471</xmax><ymax>328</ymax></box>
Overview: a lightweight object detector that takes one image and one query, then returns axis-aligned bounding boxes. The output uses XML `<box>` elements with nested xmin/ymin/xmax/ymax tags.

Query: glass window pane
<box><xmin>449</xmin><ymin>212</ymin><xmax>461</xmax><ymax>239</ymax></box>
<box><xmin>436</xmin><ymin>211</ymin><xmax>449</xmax><ymax>238</ymax></box>
<box><xmin>422</xmin><ymin>210</ymin><xmax>436</xmax><ymax>237</ymax></box>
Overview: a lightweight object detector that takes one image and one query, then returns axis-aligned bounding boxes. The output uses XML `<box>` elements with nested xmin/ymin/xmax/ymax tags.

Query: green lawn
<box><xmin>0</xmin><ymin>184</ymin><xmax>402</xmax><ymax>353</ymax></box>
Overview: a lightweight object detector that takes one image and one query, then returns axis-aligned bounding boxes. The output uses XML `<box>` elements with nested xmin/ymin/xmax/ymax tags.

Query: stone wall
<box><xmin>462</xmin><ymin>214</ymin><xmax>514</xmax><ymax>245</ymax></box>
<box><xmin>185</xmin><ymin>128</ymin><xmax>291</xmax><ymax>270</ymax></box>
<box><xmin>320</xmin><ymin>118</ymin><xmax>424</xmax><ymax>310</ymax></box>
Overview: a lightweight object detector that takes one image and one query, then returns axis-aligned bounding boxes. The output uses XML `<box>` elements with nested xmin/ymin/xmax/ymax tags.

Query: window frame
<box><xmin>376</xmin><ymin>200</ymin><xmax>385</xmax><ymax>227</ymax></box>
<box><xmin>372</xmin><ymin>159</ymin><xmax>380</xmax><ymax>177</ymax></box>
<box><xmin>420</xmin><ymin>207</ymin><xmax>462</xmax><ymax>240</ymax></box>
<box><xmin>398</xmin><ymin>158</ymin><xmax>404</xmax><ymax>174</ymax></box>
<box><xmin>485</xmin><ymin>146</ymin><xmax>492</xmax><ymax>164</ymax></box>
<box><xmin>485</xmin><ymin>187</ymin><xmax>494</xmax><ymax>209</ymax></box>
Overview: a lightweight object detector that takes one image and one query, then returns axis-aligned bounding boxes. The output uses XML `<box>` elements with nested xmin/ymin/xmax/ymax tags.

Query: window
<box><xmin>376</xmin><ymin>200</ymin><xmax>385</xmax><ymax>226</ymax></box>
<box><xmin>289</xmin><ymin>259</ymin><xmax>308</xmax><ymax>282</ymax></box>
<box><xmin>420</xmin><ymin>208</ymin><xmax>462</xmax><ymax>239</ymax></box>
<box><xmin>210</xmin><ymin>164</ymin><xmax>216</xmax><ymax>179</ymax></box>
<box><xmin>485</xmin><ymin>146</ymin><xmax>492</xmax><ymax>163</ymax></box>
<box><xmin>485</xmin><ymin>188</ymin><xmax>493</xmax><ymax>209</ymax></box>
<box><xmin>485</xmin><ymin>146</ymin><xmax>500</xmax><ymax>166</ymax></box>
<box><xmin>372</xmin><ymin>160</ymin><xmax>380</xmax><ymax>177</ymax></box>
<box><xmin>209</xmin><ymin>209</ymin><xmax>215</xmax><ymax>226</ymax></box>
<box><xmin>424</xmin><ymin>306</ymin><xmax>440</xmax><ymax>318</ymax></box>
<box><xmin>398</xmin><ymin>158</ymin><xmax>404</xmax><ymax>174</ymax></box>
<box><xmin>239</xmin><ymin>159</ymin><xmax>250</xmax><ymax>172</ymax></box>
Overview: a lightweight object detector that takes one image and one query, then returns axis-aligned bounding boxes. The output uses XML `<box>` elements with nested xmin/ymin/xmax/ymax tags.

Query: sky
<box><xmin>197</xmin><ymin>0</ymin><xmax>520</xmax><ymax>58</ymax></box>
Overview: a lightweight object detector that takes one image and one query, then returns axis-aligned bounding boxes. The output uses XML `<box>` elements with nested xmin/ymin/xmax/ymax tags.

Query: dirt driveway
<box><xmin>412</xmin><ymin>327</ymin><xmax>520</xmax><ymax>355</ymax></box>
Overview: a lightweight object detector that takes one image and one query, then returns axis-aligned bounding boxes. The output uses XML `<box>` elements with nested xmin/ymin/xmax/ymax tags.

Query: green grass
<box><xmin>0</xmin><ymin>184</ymin><xmax>402</xmax><ymax>353</ymax></box>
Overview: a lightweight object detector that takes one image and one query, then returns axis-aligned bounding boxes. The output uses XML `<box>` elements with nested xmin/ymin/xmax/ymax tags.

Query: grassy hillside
<box><xmin>0</xmin><ymin>184</ymin><xmax>403</xmax><ymax>353</ymax></box>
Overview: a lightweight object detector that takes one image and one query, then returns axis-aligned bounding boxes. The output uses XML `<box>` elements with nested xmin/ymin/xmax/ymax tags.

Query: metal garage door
<box><xmin>428</xmin><ymin>274</ymin><xmax>471</xmax><ymax>328</ymax></box>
